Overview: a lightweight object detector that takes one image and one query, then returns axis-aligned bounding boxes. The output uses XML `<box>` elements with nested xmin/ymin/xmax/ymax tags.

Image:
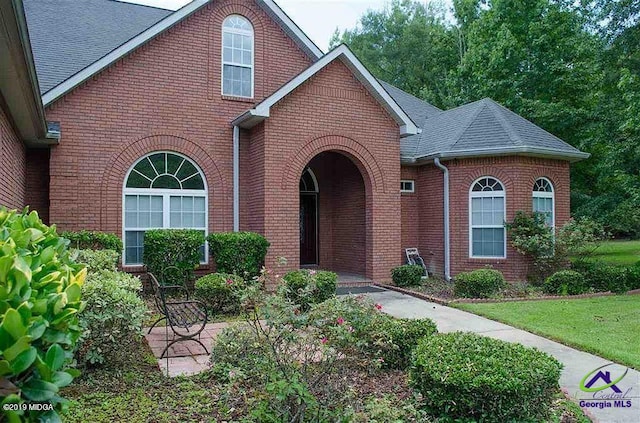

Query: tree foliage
<box><xmin>333</xmin><ymin>0</ymin><xmax>640</xmax><ymax>238</ymax></box>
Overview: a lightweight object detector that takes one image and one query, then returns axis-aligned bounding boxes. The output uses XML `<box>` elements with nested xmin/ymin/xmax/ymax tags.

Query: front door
<box><xmin>300</xmin><ymin>193</ymin><xmax>318</xmax><ymax>265</ymax></box>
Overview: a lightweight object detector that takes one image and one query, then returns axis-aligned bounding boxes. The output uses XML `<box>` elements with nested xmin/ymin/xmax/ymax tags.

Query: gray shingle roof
<box><xmin>405</xmin><ymin>98</ymin><xmax>588</xmax><ymax>161</ymax></box>
<box><xmin>24</xmin><ymin>0</ymin><xmax>171</xmax><ymax>94</ymax></box>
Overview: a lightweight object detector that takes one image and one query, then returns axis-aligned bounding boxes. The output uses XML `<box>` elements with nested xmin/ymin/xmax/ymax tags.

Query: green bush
<box><xmin>544</xmin><ymin>270</ymin><xmax>586</xmax><ymax>295</ymax></box>
<box><xmin>453</xmin><ymin>268</ymin><xmax>506</xmax><ymax>298</ymax></box>
<box><xmin>0</xmin><ymin>208</ymin><xmax>86</xmax><ymax>422</ymax></box>
<box><xmin>374</xmin><ymin>317</ymin><xmax>437</xmax><ymax>369</ymax></box>
<box><xmin>76</xmin><ymin>270</ymin><xmax>147</xmax><ymax>366</ymax></box>
<box><xmin>410</xmin><ymin>332</ymin><xmax>562</xmax><ymax>422</ymax></box>
<box><xmin>627</xmin><ymin>263</ymin><xmax>640</xmax><ymax>291</ymax></box>
<box><xmin>143</xmin><ymin>229</ymin><xmax>205</xmax><ymax>284</ymax></box>
<box><xmin>280</xmin><ymin>269</ymin><xmax>337</xmax><ymax>311</ymax></box>
<box><xmin>195</xmin><ymin>273</ymin><xmax>246</xmax><ymax>314</ymax></box>
<box><xmin>74</xmin><ymin>248</ymin><xmax>119</xmax><ymax>272</ymax></box>
<box><xmin>61</xmin><ymin>230</ymin><xmax>123</xmax><ymax>253</ymax></box>
<box><xmin>207</xmin><ymin>232</ymin><xmax>269</xmax><ymax>278</ymax></box>
<box><xmin>391</xmin><ymin>264</ymin><xmax>424</xmax><ymax>287</ymax></box>
<box><xmin>573</xmin><ymin>261</ymin><xmax>629</xmax><ymax>293</ymax></box>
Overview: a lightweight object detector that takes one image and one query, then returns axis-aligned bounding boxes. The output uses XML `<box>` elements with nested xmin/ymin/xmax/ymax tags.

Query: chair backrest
<box><xmin>148</xmin><ymin>272</ymin><xmax>167</xmax><ymax>314</ymax></box>
<box><xmin>405</xmin><ymin>248</ymin><xmax>420</xmax><ymax>265</ymax></box>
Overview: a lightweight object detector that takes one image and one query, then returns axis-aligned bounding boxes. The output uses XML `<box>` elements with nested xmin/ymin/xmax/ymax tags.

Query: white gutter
<box><xmin>233</xmin><ymin>126</ymin><xmax>240</xmax><ymax>232</ymax></box>
<box><xmin>434</xmin><ymin>158</ymin><xmax>451</xmax><ymax>281</ymax></box>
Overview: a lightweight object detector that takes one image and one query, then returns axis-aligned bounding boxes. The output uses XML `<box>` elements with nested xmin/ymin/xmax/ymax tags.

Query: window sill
<box><xmin>221</xmin><ymin>95</ymin><xmax>255</xmax><ymax>103</ymax></box>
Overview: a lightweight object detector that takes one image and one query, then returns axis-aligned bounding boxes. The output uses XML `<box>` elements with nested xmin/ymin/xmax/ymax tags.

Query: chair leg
<box><xmin>147</xmin><ymin>316</ymin><xmax>167</xmax><ymax>334</ymax></box>
<box><xmin>159</xmin><ymin>337</ymin><xmax>210</xmax><ymax>358</ymax></box>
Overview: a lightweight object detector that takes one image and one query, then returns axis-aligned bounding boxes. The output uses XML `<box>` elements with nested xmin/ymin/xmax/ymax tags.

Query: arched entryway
<box><xmin>299</xmin><ymin>151</ymin><xmax>367</xmax><ymax>279</ymax></box>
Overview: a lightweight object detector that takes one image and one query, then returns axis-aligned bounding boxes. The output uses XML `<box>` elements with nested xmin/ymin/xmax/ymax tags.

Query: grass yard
<box><xmin>456</xmin><ymin>295</ymin><xmax>640</xmax><ymax>369</ymax></box>
<box><xmin>581</xmin><ymin>240</ymin><xmax>640</xmax><ymax>266</ymax></box>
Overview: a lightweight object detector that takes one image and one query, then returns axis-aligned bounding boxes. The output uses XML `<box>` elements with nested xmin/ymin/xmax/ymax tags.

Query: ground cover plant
<box><xmin>456</xmin><ymin>295</ymin><xmax>640</xmax><ymax>369</ymax></box>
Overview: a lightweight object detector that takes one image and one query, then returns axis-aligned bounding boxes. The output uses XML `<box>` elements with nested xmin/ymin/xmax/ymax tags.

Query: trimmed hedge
<box><xmin>410</xmin><ymin>332</ymin><xmax>562</xmax><ymax>422</ymax></box>
<box><xmin>572</xmin><ymin>261</ymin><xmax>630</xmax><ymax>293</ymax></box>
<box><xmin>207</xmin><ymin>232</ymin><xmax>269</xmax><ymax>278</ymax></box>
<box><xmin>62</xmin><ymin>230</ymin><xmax>123</xmax><ymax>253</ymax></box>
<box><xmin>143</xmin><ymin>229</ymin><xmax>205</xmax><ymax>284</ymax></box>
<box><xmin>195</xmin><ymin>273</ymin><xmax>246</xmax><ymax>314</ymax></box>
<box><xmin>453</xmin><ymin>268</ymin><xmax>506</xmax><ymax>298</ymax></box>
<box><xmin>544</xmin><ymin>270</ymin><xmax>586</xmax><ymax>295</ymax></box>
<box><xmin>391</xmin><ymin>264</ymin><xmax>424</xmax><ymax>287</ymax></box>
<box><xmin>375</xmin><ymin>317</ymin><xmax>437</xmax><ymax>369</ymax></box>
<box><xmin>281</xmin><ymin>269</ymin><xmax>337</xmax><ymax>311</ymax></box>
<box><xmin>74</xmin><ymin>249</ymin><xmax>119</xmax><ymax>273</ymax></box>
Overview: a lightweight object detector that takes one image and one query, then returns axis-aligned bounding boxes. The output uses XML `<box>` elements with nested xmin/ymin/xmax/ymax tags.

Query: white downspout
<box><xmin>434</xmin><ymin>157</ymin><xmax>451</xmax><ymax>281</ymax></box>
<box><xmin>233</xmin><ymin>125</ymin><xmax>240</xmax><ymax>232</ymax></box>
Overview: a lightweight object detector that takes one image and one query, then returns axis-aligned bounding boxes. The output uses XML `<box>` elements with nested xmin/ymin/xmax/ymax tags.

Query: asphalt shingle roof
<box><xmin>23</xmin><ymin>0</ymin><xmax>586</xmax><ymax>161</ymax></box>
<box><xmin>24</xmin><ymin>0</ymin><xmax>171</xmax><ymax>94</ymax></box>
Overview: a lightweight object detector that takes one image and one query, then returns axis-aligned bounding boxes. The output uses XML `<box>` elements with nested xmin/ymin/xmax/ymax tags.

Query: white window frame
<box><xmin>532</xmin><ymin>177</ymin><xmax>555</xmax><ymax>228</ymax></box>
<box><xmin>400</xmin><ymin>180</ymin><xmax>415</xmax><ymax>193</ymax></box>
<box><xmin>221</xmin><ymin>15</ymin><xmax>254</xmax><ymax>98</ymax></box>
<box><xmin>122</xmin><ymin>152</ymin><xmax>208</xmax><ymax>267</ymax></box>
<box><xmin>469</xmin><ymin>177</ymin><xmax>507</xmax><ymax>259</ymax></box>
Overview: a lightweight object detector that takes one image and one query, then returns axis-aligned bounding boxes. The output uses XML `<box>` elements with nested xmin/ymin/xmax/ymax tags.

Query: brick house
<box><xmin>1</xmin><ymin>0</ymin><xmax>588</xmax><ymax>283</ymax></box>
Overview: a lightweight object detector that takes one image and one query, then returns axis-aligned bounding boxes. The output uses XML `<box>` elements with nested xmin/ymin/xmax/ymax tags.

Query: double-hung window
<box><xmin>532</xmin><ymin>177</ymin><xmax>554</xmax><ymax>227</ymax></box>
<box><xmin>123</xmin><ymin>152</ymin><xmax>208</xmax><ymax>266</ymax></box>
<box><xmin>222</xmin><ymin>15</ymin><xmax>254</xmax><ymax>98</ymax></box>
<box><xmin>470</xmin><ymin>177</ymin><xmax>506</xmax><ymax>258</ymax></box>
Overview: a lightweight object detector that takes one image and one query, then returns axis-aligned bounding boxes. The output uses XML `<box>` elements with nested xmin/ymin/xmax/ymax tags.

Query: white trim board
<box><xmin>232</xmin><ymin>44</ymin><xmax>419</xmax><ymax>137</ymax></box>
<box><xmin>41</xmin><ymin>0</ymin><xmax>323</xmax><ymax>106</ymax></box>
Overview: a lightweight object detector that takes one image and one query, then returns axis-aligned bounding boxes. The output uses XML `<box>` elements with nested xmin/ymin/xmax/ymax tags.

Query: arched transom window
<box><xmin>222</xmin><ymin>15</ymin><xmax>254</xmax><ymax>98</ymax></box>
<box><xmin>123</xmin><ymin>152</ymin><xmax>207</xmax><ymax>265</ymax></box>
<box><xmin>299</xmin><ymin>168</ymin><xmax>318</xmax><ymax>193</ymax></box>
<box><xmin>533</xmin><ymin>177</ymin><xmax>554</xmax><ymax>227</ymax></box>
<box><xmin>470</xmin><ymin>177</ymin><xmax>506</xmax><ymax>258</ymax></box>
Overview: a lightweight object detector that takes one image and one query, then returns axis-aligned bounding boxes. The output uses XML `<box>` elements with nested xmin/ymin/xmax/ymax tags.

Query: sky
<box><xmin>118</xmin><ymin>0</ymin><xmax>396</xmax><ymax>52</ymax></box>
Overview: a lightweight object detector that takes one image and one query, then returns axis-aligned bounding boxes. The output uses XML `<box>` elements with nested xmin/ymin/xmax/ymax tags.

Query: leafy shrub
<box><xmin>0</xmin><ymin>208</ymin><xmax>86</xmax><ymax>422</ymax></box>
<box><xmin>410</xmin><ymin>332</ymin><xmax>562</xmax><ymax>422</ymax></box>
<box><xmin>391</xmin><ymin>264</ymin><xmax>424</xmax><ymax>287</ymax></box>
<box><xmin>374</xmin><ymin>317</ymin><xmax>437</xmax><ymax>369</ymax></box>
<box><xmin>74</xmin><ymin>248</ymin><xmax>119</xmax><ymax>272</ymax></box>
<box><xmin>627</xmin><ymin>263</ymin><xmax>640</xmax><ymax>291</ymax></box>
<box><xmin>143</xmin><ymin>229</ymin><xmax>205</xmax><ymax>284</ymax></box>
<box><xmin>280</xmin><ymin>269</ymin><xmax>337</xmax><ymax>311</ymax></box>
<box><xmin>544</xmin><ymin>270</ymin><xmax>586</xmax><ymax>295</ymax></box>
<box><xmin>195</xmin><ymin>273</ymin><xmax>247</xmax><ymax>314</ymax></box>
<box><xmin>61</xmin><ymin>229</ymin><xmax>123</xmax><ymax>253</ymax></box>
<box><xmin>453</xmin><ymin>268</ymin><xmax>506</xmax><ymax>298</ymax></box>
<box><xmin>76</xmin><ymin>270</ymin><xmax>147</xmax><ymax>366</ymax></box>
<box><xmin>577</xmin><ymin>263</ymin><xmax>629</xmax><ymax>294</ymax></box>
<box><xmin>207</xmin><ymin>232</ymin><xmax>269</xmax><ymax>278</ymax></box>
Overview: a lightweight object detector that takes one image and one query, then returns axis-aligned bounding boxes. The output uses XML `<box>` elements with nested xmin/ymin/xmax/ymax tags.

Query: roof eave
<box><xmin>410</xmin><ymin>146</ymin><xmax>591</xmax><ymax>164</ymax></box>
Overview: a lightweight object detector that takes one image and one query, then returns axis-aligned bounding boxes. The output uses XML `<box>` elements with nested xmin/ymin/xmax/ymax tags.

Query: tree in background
<box><xmin>332</xmin><ymin>0</ymin><xmax>640</xmax><ymax>238</ymax></box>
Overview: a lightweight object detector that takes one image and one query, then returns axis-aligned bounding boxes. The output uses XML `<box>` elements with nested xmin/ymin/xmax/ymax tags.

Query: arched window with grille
<box><xmin>222</xmin><ymin>15</ymin><xmax>254</xmax><ymax>98</ymax></box>
<box><xmin>123</xmin><ymin>152</ymin><xmax>207</xmax><ymax>265</ymax></box>
<box><xmin>533</xmin><ymin>177</ymin><xmax>554</xmax><ymax>227</ymax></box>
<box><xmin>469</xmin><ymin>177</ymin><xmax>506</xmax><ymax>258</ymax></box>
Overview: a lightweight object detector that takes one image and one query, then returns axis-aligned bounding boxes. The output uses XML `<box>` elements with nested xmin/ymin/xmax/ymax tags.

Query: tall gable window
<box><xmin>123</xmin><ymin>152</ymin><xmax>207</xmax><ymax>266</ymax></box>
<box><xmin>469</xmin><ymin>177</ymin><xmax>506</xmax><ymax>258</ymax></box>
<box><xmin>533</xmin><ymin>177</ymin><xmax>554</xmax><ymax>227</ymax></box>
<box><xmin>222</xmin><ymin>15</ymin><xmax>254</xmax><ymax>98</ymax></box>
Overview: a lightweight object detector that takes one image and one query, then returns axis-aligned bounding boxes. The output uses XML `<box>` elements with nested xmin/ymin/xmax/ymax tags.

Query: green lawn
<box><xmin>456</xmin><ymin>295</ymin><xmax>640</xmax><ymax>369</ymax></box>
<box><xmin>582</xmin><ymin>240</ymin><xmax>640</xmax><ymax>266</ymax></box>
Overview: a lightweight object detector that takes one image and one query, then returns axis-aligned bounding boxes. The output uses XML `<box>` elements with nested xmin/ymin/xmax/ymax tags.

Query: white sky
<box><xmin>118</xmin><ymin>0</ymin><xmax>405</xmax><ymax>52</ymax></box>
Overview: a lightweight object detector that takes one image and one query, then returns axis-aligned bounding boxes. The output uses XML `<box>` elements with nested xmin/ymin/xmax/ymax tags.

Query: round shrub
<box><xmin>208</xmin><ymin>232</ymin><xmax>269</xmax><ymax>278</ymax></box>
<box><xmin>374</xmin><ymin>317</ymin><xmax>437</xmax><ymax>369</ymax></box>
<box><xmin>74</xmin><ymin>248</ymin><xmax>119</xmax><ymax>272</ymax></box>
<box><xmin>143</xmin><ymin>229</ymin><xmax>205</xmax><ymax>284</ymax></box>
<box><xmin>76</xmin><ymin>270</ymin><xmax>147</xmax><ymax>366</ymax></box>
<box><xmin>453</xmin><ymin>268</ymin><xmax>506</xmax><ymax>298</ymax></box>
<box><xmin>0</xmin><ymin>208</ymin><xmax>86</xmax><ymax>421</ymax></box>
<box><xmin>195</xmin><ymin>273</ymin><xmax>246</xmax><ymax>314</ymax></box>
<box><xmin>544</xmin><ymin>270</ymin><xmax>586</xmax><ymax>295</ymax></box>
<box><xmin>62</xmin><ymin>230</ymin><xmax>123</xmax><ymax>253</ymax></box>
<box><xmin>281</xmin><ymin>269</ymin><xmax>337</xmax><ymax>311</ymax></box>
<box><xmin>391</xmin><ymin>264</ymin><xmax>424</xmax><ymax>287</ymax></box>
<box><xmin>410</xmin><ymin>332</ymin><xmax>562</xmax><ymax>422</ymax></box>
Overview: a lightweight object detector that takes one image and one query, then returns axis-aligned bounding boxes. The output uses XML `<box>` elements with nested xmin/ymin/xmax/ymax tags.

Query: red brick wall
<box><xmin>25</xmin><ymin>149</ymin><xmax>50</xmax><ymax>223</ymax></box>
<box><xmin>0</xmin><ymin>106</ymin><xmax>26</xmax><ymax>209</ymax></box>
<box><xmin>447</xmin><ymin>156</ymin><xmax>570</xmax><ymax>281</ymax></box>
<box><xmin>259</xmin><ymin>59</ymin><xmax>402</xmax><ymax>282</ymax></box>
<box><xmin>43</xmin><ymin>0</ymin><xmax>313</xmax><ymax>271</ymax></box>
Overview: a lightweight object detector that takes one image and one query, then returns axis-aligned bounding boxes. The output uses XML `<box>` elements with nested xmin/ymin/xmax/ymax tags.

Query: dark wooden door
<box><xmin>300</xmin><ymin>194</ymin><xmax>318</xmax><ymax>265</ymax></box>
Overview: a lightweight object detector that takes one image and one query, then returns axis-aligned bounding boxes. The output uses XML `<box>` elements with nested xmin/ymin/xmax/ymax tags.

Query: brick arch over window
<box><xmin>100</xmin><ymin>134</ymin><xmax>228</xmax><ymax>233</ymax></box>
<box><xmin>281</xmin><ymin>134</ymin><xmax>386</xmax><ymax>194</ymax></box>
<box><xmin>208</xmin><ymin>2</ymin><xmax>266</xmax><ymax>100</ymax></box>
<box><xmin>460</xmin><ymin>168</ymin><xmax>515</xmax><ymax>193</ymax></box>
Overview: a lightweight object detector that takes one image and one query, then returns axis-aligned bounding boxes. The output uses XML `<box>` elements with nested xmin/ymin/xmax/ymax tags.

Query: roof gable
<box><xmin>232</xmin><ymin>44</ymin><xmax>419</xmax><ymax>137</ymax></box>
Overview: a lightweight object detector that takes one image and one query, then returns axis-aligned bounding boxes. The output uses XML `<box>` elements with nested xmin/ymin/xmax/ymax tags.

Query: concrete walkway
<box><xmin>365</xmin><ymin>289</ymin><xmax>640</xmax><ymax>423</ymax></box>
